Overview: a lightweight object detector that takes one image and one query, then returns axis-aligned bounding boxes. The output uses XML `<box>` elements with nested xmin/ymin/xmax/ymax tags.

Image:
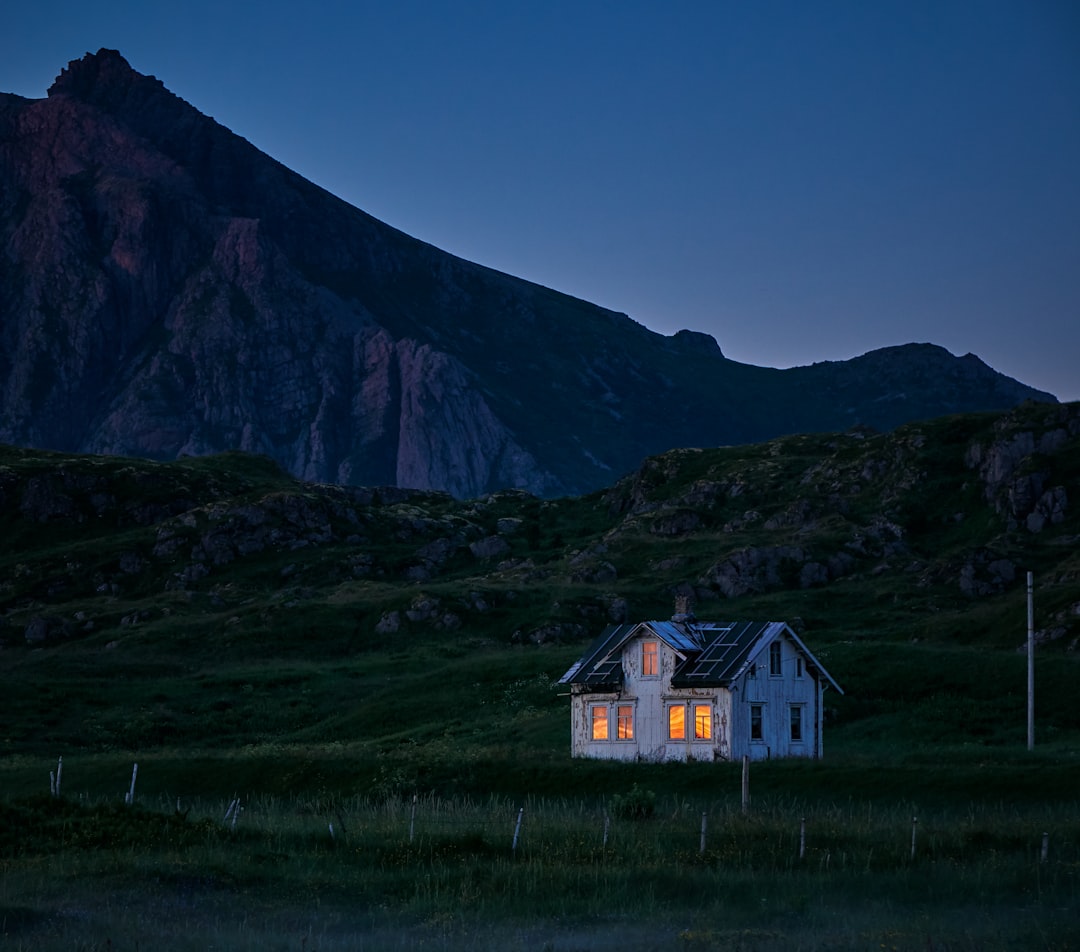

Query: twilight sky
<box><xmin>4</xmin><ymin>1</ymin><xmax>1079</xmax><ymax>401</ymax></box>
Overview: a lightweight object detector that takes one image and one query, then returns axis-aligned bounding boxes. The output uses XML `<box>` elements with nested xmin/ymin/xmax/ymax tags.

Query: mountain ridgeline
<box><xmin>0</xmin><ymin>50</ymin><xmax>1057</xmax><ymax>498</ymax></box>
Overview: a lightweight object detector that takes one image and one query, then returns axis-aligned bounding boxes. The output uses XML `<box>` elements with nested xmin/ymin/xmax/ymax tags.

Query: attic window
<box><xmin>769</xmin><ymin>641</ymin><xmax>782</xmax><ymax>677</ymax></box>
<box><xmin>796</xmin><ymin>657</ymin><xmax>804</xmax><ymax>678</ymax></box>
<box><xmin>642</xmin><ymin>641</ymin><xmax>658</xmax><ymax>676</ymax></box>
<box><xmin>591</xmin><ymin>705</ymin><xmax>609</xmax><ymax>741</ymax></box>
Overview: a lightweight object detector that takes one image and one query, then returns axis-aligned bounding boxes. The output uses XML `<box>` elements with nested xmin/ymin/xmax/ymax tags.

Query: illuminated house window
<box><xmin>790</xmin><ymin>706</ymin><xmax>803</xmax><ymax>742</ymax></box>
<box><xmin>642</xmin><ymin>641</ymin><xmax>658</xmax><ymax>676</ymax></box>
<box><xmin>769</xmin><ymin>641</ymin><xmax>782</xmax><ymax>676</ymax></box>
<box><xmin>617</xmin><ymin>705</ymin><xmax>634</xmax><ymax>739</ymax></box>
<box><xmin>668</xmin><ymin>704</ymin><xmax>685</xmax><ymax>740</ymax></box>
<box><xmin>750</xmin><ymin>704</ymin><xmax>763</xmax><ymax>741</ymax></box>
<box><xmin>591</xmin><ymin>705</ymin><xmax>609</xmax><ymax>740</ymax></box>
<box><xmin>694</xmin><ymin>704</ymin><xmax>712</xmax><ymax>740</ymax></box>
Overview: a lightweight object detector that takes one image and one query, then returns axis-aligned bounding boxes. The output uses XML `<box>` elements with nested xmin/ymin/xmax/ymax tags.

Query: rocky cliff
<box><xmin>0</xmin><ymin>50</ymin><xmax>1057</xmax><ymax>497</ymax></box>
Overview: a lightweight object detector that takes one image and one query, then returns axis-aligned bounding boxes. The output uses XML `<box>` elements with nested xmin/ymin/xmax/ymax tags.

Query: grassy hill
<box><xmin>2</xmin><ymin>400</ymin><xmax>1079</xmax><ymax>779</ymax></box>
<box><xmin>2</xmin><ymin>402</ymin><xmax>1079</xmax><ymax>950</ymax></box>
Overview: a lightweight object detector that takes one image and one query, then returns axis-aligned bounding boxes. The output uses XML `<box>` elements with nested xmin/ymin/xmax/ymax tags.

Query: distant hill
<box><xmin>1</xmin><ymin>400</ymin><xmax>1078</xmax><ymax>756</ymax></box>
<box><xmin>0</xmin><ymin>50</ymin><xmax>1056</xmax><ymax>498</ymax></box>
<box><xmin>3</xmin><ymin>399</ymin><xmax>1077</xmax><ymax>652</ymax></box>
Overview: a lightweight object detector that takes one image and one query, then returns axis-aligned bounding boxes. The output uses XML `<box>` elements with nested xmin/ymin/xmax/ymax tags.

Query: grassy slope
<box><xmin>1</xmin><ymin>403</ymin><xmax>1079</xmax><ymax>787</ymax></box>
<box><xmin>2</xmin><ymin>405</ymin><xmax>1080</xmax><ymax>949</ymax></box>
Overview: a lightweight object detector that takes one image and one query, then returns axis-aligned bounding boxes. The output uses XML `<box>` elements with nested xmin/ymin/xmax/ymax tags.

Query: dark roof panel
<box><xmin>643</xmin><ymin>621</ymin><xmax>702</xmax><ymax>653</ymax></box>
<box><xmin>671</xmin><ymin>621</ymin><xmax>779</xmax><ymax>686</ymax></box>
<box><xmin>559</xmin><ymin>619</ymin><xmax>842</xmax><ymax>693</ymax></box>
<box><xmin>557</xmin><ymin>624</ymin><xmax>633</xmax><ymax>686</ymax></box>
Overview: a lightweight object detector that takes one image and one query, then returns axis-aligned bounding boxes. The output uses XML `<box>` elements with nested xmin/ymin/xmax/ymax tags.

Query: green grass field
<box><xmin>3</xmin><ymin>403</ymin><xmax>1079</xmax><ymax>948</ymax></box>
<box><xmin>2</xmin><ymin>761</ymin><xmax>1078</xmax><ymax>951</ymax></box>
<box><xmin>3</xmin><ymin>638</ymin><xmax>1079</xmax><ymax>952</ymax></box>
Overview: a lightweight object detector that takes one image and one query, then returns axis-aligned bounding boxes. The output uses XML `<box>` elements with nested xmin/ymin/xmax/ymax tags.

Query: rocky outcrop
<box><xmin>0</xmin><ymin>51</ymin><xmax>1058</xmax><ymax>499</ymax></box>
<box><xmin>965</xmin><ymin>403</ymin><xmax>1079</xmax><ymax>531</ymax></box>
<box><xmin>959</xmin><ymin>554</ymin><xmax>1017</xmax><ymax>597</ymax></box>
<box><xmin>699</xmin><ymin>545</ymin><xmax>839</xmax><ymax>598</ymax></box>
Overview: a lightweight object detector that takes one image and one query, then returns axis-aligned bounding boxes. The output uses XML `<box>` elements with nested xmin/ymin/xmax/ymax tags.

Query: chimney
<box><xmin>672</xmin><ymin>594</ymin><xmax>695</xmax><ymax>624</ymax></box>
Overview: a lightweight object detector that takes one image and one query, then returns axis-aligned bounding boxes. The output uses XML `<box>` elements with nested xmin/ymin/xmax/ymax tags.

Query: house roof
<box><xmin>558</xmin><ymin>619</ymin><xmax>842</xmax><ymax>693</ymax></box>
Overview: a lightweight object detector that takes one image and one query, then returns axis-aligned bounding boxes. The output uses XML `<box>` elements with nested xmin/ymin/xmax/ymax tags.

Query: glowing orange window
<box><xmin>694</xmin><ymin>704</ymin><xmax>712</xmax><ymax>740</ymax></box>
<box><xmin>617</xmin><ymin>705</ymin><xmax>634</xmax><ymax>739</ymax></box>
<box><xmin>591</xmin><ymin>705</ymin><xmax>609</xmax><ymax>740</ymax></box>
<box><xmin>642</xmin><ymin>641</ymin><xmax>658</xmax><ymax>676</ymax></box>
<box><xmin>668</xmin><ymin>704</ymin><xmax>685</xmax><ymax>740</ymax></box>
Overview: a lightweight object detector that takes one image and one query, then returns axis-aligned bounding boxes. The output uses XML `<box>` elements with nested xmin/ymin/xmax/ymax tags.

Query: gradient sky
<box><xmin>4</xmin><ymin>1</ymin><xmax>1078</xmax><ymax>400</ymax></box>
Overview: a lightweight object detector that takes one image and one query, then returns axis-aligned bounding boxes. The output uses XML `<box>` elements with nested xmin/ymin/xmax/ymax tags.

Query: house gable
<box><xmin>557</xmin><ymin>621</ymin><xmax>697</xmax><ymax>691</ymax></box>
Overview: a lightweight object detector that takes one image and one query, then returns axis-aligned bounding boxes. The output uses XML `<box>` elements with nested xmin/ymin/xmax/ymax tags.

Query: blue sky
<box><xmin>4</xmin><ymin>1</ymin><xmax>1078</xmax><ymax>400</ymax></box>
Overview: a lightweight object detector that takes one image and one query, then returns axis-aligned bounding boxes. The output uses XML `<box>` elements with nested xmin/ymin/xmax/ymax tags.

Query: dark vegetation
<box><xmin>1</xmin><ymin>400</ymin><xmax>1079</xmax><ymax>949</ymax></box>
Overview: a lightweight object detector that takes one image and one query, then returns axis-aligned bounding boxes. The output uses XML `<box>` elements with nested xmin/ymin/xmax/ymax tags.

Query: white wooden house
<box><xmin>558</xmin><ymin>617</ymin><xmax>842</xmax><ymax>762</ymax></box>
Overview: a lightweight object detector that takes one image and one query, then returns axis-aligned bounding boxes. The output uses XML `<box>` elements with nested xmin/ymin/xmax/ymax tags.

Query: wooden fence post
<box><xmin>409</xmin><ymin>794</ymin><xmax>418</xmax><ymax>844</ymax></box>
<box><xmin>511</xmin><ymin>806</ymin><xmax>524</xmax><ymax>855</ymax></box>
<box><xmin>799</xmin><ymin>817</ymin><xmax>806</xmax><ymax>860</ymax></box>
<box><xmin>741</xmin><ymin>755</ymin><xmax>750</xmax><ymax>815</ymax></box>
<box><xmin>910</xmin><ymin>817</ymin><xmax>918</xmax><ymax>861</ymax></box>
<box><xmin>125</xmin><ymin>763</ymin><xmax>138</xmax><ymax>805</ymax></box>
<box><xmin>1041</xmin><ymin>832</ymin><xmax>1049</xmax><ymax>864</ymax></box>
<box><xmin>224</xmin><ymin>797</ymin><xmax>242</xmax><ymax>829</ymax></box>
<box><xmin>699</xmin><ymin>812</ymin><xmax>708</xmax><ymax>856</ymax></box>
<box><xmin>602</xmin><ymin>811</ymin><xmax>610</xmax><ymax>849</ymax></box>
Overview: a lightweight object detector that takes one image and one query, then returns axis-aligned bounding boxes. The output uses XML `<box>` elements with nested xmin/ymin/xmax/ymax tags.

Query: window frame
<box><xmin>641</xmin><ymin>640</ymin><xmax>659</xmax><ymax>677</ymax></box>
<box><xmin>789</xmin><ymin>705</ymin><xmax>804</xmax><ymax>743</ymax></box>
<box><xmin>590</xmin><ymin>704</ymin><xmax>609</xmax><ymax>741</ymax></box>
<box><xmin>769</xmin><ymin>641</ymin><xmax>782</xmax><ymax>677</ymax></box>
<box><xmin>694</xmin><ymin>703</ymin><xmax>712</xmax><ymax>741</ymax></box>
<box><xmin>668</xmin><ymin>703</ymin><xmax>686</xmax><ymax>740</ymax></box>
<box><xmin>616</xmin><ymin>704</ymin><xmax>635</xmax><ymax>740</ymax></box>
<box><xmin>750</xmin><ymin>703</ymin><xmax>764</xmax><ymax>742</ymax></box>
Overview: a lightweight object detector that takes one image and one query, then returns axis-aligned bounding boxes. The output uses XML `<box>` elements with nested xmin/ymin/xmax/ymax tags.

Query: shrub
<box><xmin>609</xmin><ymin>783</ymin><xmax>656</xmax><ymax>820</ymax></box>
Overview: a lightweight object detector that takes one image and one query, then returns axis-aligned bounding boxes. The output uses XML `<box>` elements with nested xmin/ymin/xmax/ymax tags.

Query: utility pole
<box><xmin>1027</xmin><ymin>571</ymin><xmax>1035</xmax><ymax>752</ymax></box>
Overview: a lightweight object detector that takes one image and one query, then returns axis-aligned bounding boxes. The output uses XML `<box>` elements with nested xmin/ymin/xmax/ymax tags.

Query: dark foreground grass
<box><xmin>5</xmin><ymin>734</ymin><xmax>1080</xmax><ymax>804</ymax></box>
<box><xmin>2</xmin><ymin>767</ymin><xmax>1079</xmax><ymax>951</ymax></box>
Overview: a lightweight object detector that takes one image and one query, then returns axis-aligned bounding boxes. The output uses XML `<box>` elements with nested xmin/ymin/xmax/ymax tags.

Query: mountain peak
<box><xmin>49</xmin><ymin>49</ymin><xmax>140</xmax><ymax>98</ymax></box>
<box><xmin>0</xmin><ymin>51</ymin><xmax>1060</xmax><ymax>497</ymax></box>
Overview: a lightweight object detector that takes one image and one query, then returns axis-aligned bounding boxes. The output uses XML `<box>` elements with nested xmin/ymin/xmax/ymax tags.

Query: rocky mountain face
<box><xmin>0</xmin><ymin>50</ymin><xmax>1057</xmax><ymax>498</ymax></box>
